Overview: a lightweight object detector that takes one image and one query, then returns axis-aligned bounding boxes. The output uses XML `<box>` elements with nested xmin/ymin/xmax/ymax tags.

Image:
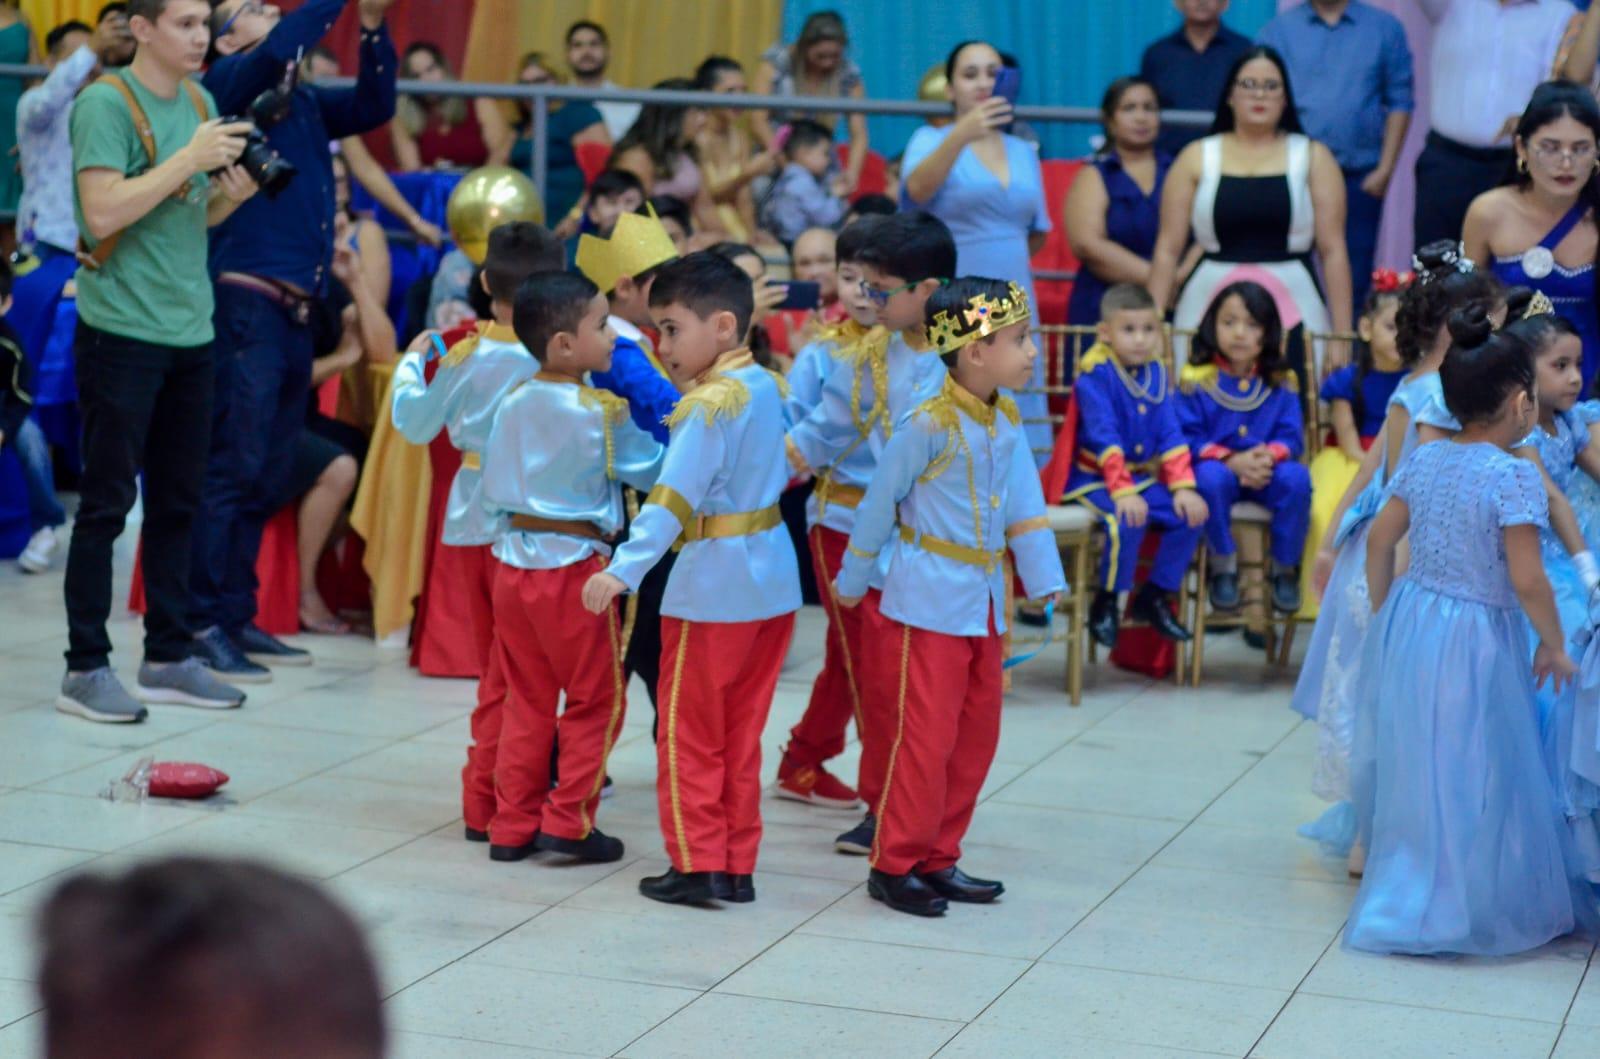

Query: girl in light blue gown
<box><xmin>1345</xmin><ymin>309</ymin><xmax>1588</xmax><ymax>957</ymax></box>
<box><xmin>1293</xmin><ymin>245</ymin><xmax>1501</xmax><ymax>862</ymax></box>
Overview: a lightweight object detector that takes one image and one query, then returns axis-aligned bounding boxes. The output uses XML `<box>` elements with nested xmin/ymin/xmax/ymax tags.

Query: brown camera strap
<box><xmin>76</xmin><ymin>75</ymin><xmax>209</xmax><ymax>271</ymax></box>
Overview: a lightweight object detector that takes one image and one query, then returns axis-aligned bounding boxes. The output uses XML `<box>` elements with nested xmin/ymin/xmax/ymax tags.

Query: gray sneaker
<box><xmin>136</xmin><ymin>658</ymin><xmax>246</xmax><ymax>709</ymax></box>
<box><xmin>57</xmin><ymin>668</ymin><xmax>149</xmax><ymax>724</ymax></box>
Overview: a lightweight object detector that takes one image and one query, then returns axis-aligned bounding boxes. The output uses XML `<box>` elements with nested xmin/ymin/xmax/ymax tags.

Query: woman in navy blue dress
<box><xmin>1064</xmin><ymin>76</ymin><xmax>1170</xmax><ymax>327</ymax></box>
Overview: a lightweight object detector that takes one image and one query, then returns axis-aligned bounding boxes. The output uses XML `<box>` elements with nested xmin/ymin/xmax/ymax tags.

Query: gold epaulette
<box><xmin>439</xmin><ymin>333</ymin><xmax>481</xmax><ymax>369</ymax></box>
<box><xmin>836</xmin><ymin>323</ymin><xmax>887</xmax><ymax>366</ymax></box>
<box><xmin>1077</xmin><ymin>341</ymin><xmax>1116</xmax><ymax>374</ymax></box>
<box><xmin>914</xmin><ymin>391</ymin><xmax>962</xmax><ymax>483</ymax></box>
<box><xmin>1179</xmin><ymin>363</ymin><xmax>1218</xmax><ymax>395</ymax></box>
<box><xmin>666</xmin><ymin>373</ymin><xmax>751</xmax><ymax>429</ymax></box>
<box><xmin>1271</xmin><ymin>369</ymin><xmax>1299</xmax><ymax>394</ymax></box>
<box><xmin>579</xmin><ymin>386</ymin><xmax>631</xmax><ymax>480</ymax></box>
<box><xmin>812</xmin><ymin>317</ymin><xmax>863</xmax><ymax>347</ymax></box>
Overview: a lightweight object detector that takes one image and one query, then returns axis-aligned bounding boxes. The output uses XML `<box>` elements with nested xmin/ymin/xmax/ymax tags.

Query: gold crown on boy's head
<box><xmin>928</xmin><ymin>282</ymin><xmax>1032</xmax><ymax>355</ymax></box>
<box><xmin>575</xmin><ymin>205</ymin><xmax>678</xmax><ymax>294</ymax></box>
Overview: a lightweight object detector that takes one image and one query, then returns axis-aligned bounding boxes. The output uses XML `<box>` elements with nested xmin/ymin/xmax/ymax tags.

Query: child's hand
<box><xmin>581</xmin><ymin>572</ymin><xmax>627</xmax><ymax>614</ymax></box>
<box><xmin>1114</xmin><ymin>493</ymin><xmax>1148</xmax><ymax>528</ymax></box>
<box><xmin>835</xmin><ymin>591</ymin><xmax>863</xmax><ymax>609</ymax></box>
<box><xmin>1534</xmin><ymin>642</ymin><xmax>1579</xmax><ymax>693</ymax></box>
<box><xmin>1173</xmin><ymin>488</ymin><xmax>1209</xmax><ymax>527</ymax></box>
<box><xmin>1312</xmin><ymin>546</ymin><xmax>1335</xmax><ymax>597</ymax></box>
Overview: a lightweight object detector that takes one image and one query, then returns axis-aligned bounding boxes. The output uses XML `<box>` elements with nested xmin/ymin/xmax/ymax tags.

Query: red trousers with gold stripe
<box><xmin>658</xmin><ymin>613</ymin><xmax>795</xmax><ymax>874</ymax></box>
<box><xmin>870</xmin><ymin>616</ymin><xmax>1003</xmax><ymax>877</ymax></box>
<box><xmin>785</xmin><ymin>526</ymin><xmax>863</xmax><ymax>770</ymax></box>
<box><xmin>490</xmin><ymin>557</ymin><xmax>628</xmax><ymax>846</ymax></box>
<box><xmin>458</xmin><ymin>543</ymin><xmax>508</xmax><ymax>834</ymax></box>
<box><xmin>854</xmin><ymin>589</ymin><xmax>897</xmax><ymax>811</ymax></box>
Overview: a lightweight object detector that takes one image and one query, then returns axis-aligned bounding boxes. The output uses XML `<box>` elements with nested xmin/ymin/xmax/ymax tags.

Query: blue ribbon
<box><xmin>1003</xmin><ymin>601</ymin><xmax>1055</xmax><ymax>670</ymax></box>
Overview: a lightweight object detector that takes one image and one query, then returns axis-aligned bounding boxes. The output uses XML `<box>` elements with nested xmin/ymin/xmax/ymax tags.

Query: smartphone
<box><xmin>993</xmin><ymin>67</ymin><xmax>1021</xmax><ymax>109</ymax></box>
<box><xmin>771</xmin><ymin>124</ymin><xmax>794</xmax><ymax>155</ymax></box>
<box><xmin>777</xmin><ymin>280</ymin><xmax>821</xmax><ymax>312</ymax></box>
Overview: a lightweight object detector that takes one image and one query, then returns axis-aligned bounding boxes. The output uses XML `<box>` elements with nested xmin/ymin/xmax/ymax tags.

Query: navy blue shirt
<box><xmin>1259</xmin><ymin>2</ymin><xmax>1414</xmax><ymax>172</ymax></box>
<box><xmin>205</xmin><ymin>0</ymin><xmax>396</xmax><ymax>295</ymax></box>
<box><xmin>1139</xmin><ymin>24</ymin><xmax>1252</xmax><ymax>156</ymax></box>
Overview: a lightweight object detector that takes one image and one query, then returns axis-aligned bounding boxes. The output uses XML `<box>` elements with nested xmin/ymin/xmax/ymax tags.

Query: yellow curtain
<box><xmin>19</xmin><ymin>1</ymin><xmax>96</xmax><ymax>34</ymax></box>
<box><xmin>463</xmin><ymin>0</ymin><xmax>782</xmax><ymax>88</ymax></box>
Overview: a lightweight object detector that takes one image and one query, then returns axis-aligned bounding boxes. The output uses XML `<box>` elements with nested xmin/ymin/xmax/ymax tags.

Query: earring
<box><xmin>1517</xmin><ymin>156</ymin><xmax>1528</xmax><ymax>175</ymax></box>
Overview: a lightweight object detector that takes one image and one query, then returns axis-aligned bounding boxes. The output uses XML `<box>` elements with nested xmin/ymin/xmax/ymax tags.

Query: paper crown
<box><xmin>1523</xmin><ymin>289</ymin><xmax>1556</xmax><ymax>320</ymax></box>
<box><xmin>575</xmin><ymin>206</ymin><xmax>677</xmax><ymax>294</ymax></box>
<box><xmin>928</xmin><ymin>282</ymin><xmax>1032</xmax><ymax>355</ymax></box>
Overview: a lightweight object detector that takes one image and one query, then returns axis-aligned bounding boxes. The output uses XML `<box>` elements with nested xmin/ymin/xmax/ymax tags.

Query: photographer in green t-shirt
<box><xmin>58</xmin><ymin>0</ymin><xmax>261</xmax><ymax>725</ymax></box>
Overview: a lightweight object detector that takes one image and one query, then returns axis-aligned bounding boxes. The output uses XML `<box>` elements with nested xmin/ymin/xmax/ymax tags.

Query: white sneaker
<box><xmin>18</xmin><ymin>526</ymin><xmax>58</xmax><ymax>573</ymax></box>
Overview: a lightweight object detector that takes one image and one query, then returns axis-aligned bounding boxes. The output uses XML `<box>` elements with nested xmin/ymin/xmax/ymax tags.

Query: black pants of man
<box><xmin>1413</xmin><ymin>132</ymin><xmax>1514</xmax><ymax>250</ymax></box>
<box><xmin>625</xmin><ymin>549</ymin><xmax>675</xmax><ymax>741</ymax></box>
<box><xmin>64</xmin><ymin>322</ymin><xmax>213</xmax><ymax>672</ymax></box>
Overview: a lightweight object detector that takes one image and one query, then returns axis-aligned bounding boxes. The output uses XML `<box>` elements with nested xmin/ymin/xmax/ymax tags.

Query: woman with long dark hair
<box><xmin>1148</xmin><ymin>45</ymin><xmax>1351</xmax><ymax>375</ymax></box>
<box><xmin>1064</xmin><ymin>75</ymin><xmax>1169</xmax><ymax>326</ymax></box>
<box><xmin>612</xmin><ymin>78</ymin><xmax>718</xmax><ymax>234</ymax></box>
<box><xmin>1464</xmin><ymin>80</ymin><xmax>1600</xmax><ymax>389</ymax></box>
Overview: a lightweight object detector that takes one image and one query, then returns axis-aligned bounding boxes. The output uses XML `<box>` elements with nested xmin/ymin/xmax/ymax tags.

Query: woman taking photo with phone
<box><xmin>902</xmin><ymin>39</ymin><xmax>1052</xmax><ymax>462</ymax></box>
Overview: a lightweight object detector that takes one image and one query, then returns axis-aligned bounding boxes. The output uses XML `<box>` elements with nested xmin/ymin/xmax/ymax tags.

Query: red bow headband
<box><xmin>1371</xmin><ymin>268</ymin><xmax>1415</xmax><ymax>294</ymax></box>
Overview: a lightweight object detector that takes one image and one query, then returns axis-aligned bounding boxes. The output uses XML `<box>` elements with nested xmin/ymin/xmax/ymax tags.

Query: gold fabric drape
<box><xmin>463</xmin><ymin>0</ymin><xmax>782</xmax><ymax>89</ymax></box>
<box><xmin>19</xmin><ymin>1</ymin><xmax>93</xmax><ymax>33</ymax></box>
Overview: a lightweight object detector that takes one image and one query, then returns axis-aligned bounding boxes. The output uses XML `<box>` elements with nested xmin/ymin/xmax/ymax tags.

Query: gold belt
<box><xmin>816</xmin><ymin>478</ymin><xmax>865</xmax><ymax>509</ymax></box>
<box><xmin>460</xmin><ymin>451</ymin><xmax>482</xmax><ymax>471</ymax></box>
<box><xmin>898</xmin><ymin>524</ymin><xmax>1005</xmax><ymax>570</ymax></box>
<box><xmin>682</xmin><ymin>504</ymin><xmax>783</xmax><ymax>542</ymax></box>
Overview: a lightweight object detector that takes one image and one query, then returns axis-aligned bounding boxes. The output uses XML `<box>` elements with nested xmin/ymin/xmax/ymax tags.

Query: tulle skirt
<box><xmin>1345</xmin><ymin>580</ymin><xmax>1584</xmax><ymax>956</ymax></box>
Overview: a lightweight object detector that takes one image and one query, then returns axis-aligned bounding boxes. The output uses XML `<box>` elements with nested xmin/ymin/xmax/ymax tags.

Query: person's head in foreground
<box><xmin>853</xmin><ymin>209</ymin><xmax>956</xmax><ymax>334</ymax></box>
<box><xmin>514</xmin><ymin>270</ymin><xmax>616</xmax><ymax>377</ymax></box>
<box><xmin>926</xmin><ymin>275</ymin><xmax>1037</xmax><ymax>399</ymax></box>
<box><xmin>1440</xmin><ymin>305</ymin><xmax>1537</xmax><ymax>437</ymax></box>
<box><xmin>38</xmin><ymin>856</ymin><xmax>383</xmax><ymax>1059</ymax></box>
<box><xmin>648</xmin><ymin>251</ymin><xmax>755</xmax><ymax>387</ymax></box>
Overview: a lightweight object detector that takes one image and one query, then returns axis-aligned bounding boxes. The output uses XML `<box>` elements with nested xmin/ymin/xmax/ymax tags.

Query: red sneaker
<box><xmin>774</xmin><ymin>753</ymin><xmax>862</xmax><ymax>809</ymax></box>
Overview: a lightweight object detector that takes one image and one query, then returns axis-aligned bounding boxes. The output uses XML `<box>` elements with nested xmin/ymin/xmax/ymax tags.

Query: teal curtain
<box><xmin>780</xmin><ymin>0</ymin><xmax>1279</xmax><ymax>161</ymax></box>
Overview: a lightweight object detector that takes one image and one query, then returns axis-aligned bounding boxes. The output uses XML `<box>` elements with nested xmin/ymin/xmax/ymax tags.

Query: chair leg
<box><xmin>1276</xmin><ymin>618</ymin><xmax>1298</xmax><ymax>668</ymax></box>
<box><xmin>1189</xmin><ymin>547</ymin><xmax>1208</xmax><ymax>687</ymax></box>
<box><xmin>1070</xmin><ymin>535</ymin><xmax>1090</xmax><ymax>705</ymax></box>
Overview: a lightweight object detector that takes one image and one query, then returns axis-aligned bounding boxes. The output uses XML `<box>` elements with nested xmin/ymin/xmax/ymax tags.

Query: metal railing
<box><xmin>0</xmin><ymin>61</ymin><xmax>1210</xmax><ymax>217</ymax></box>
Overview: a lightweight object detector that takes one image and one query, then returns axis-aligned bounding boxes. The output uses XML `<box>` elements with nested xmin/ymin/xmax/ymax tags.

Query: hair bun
<box><xmin>1447</xmin><ymin>304</ymin><xmax>1494</xmax><ymax>349</ymax></box>
<box><xmin>1500</xmin><ymin>286</ymin><xmax>1537</xmax><ymax>322</ymax></box>
<box><xmin>1413</xmin><ymin>240</ymin><xmax>1462</xmax><ymax>275</ymax></box>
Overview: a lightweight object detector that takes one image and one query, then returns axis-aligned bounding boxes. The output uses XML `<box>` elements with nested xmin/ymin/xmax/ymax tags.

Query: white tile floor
<box><xmin>0</xmin><ymin>534</ymin><xmax>1596</xmax><ymax>1059</ymax></box>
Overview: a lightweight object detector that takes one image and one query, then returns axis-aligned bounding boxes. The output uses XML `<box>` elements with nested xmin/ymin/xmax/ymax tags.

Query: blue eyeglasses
<box><xmin>860</xmin><ymin>279</ymin><xmax>917</xmax><ymax>307</ymax></box>
<box><xmin>217</xmin><ymin>0</ymin><xmax>264</xmax><ymax>39</ymax></box>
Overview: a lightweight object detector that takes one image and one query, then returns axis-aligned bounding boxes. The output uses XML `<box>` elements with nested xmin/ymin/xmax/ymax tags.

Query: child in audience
<box><xmin>391</xmin><ymin>222</ymin><xmax>563</xmax><ymax>843</ymax></box>
<box><xmin>801</xmin><ymin>209</ymin><xmax>954</xmax><ymax>858</ymax></box>
<box><xmin>38</xmin><ymin>857</ymin><xmax>383</xmax><ymax>1059</ymax></box>
<box><xmin>774</xmin><ymin>217</ymin><xmax>887</xmax><ymax>812</ymax></box>
<box><xmin>648</xmin><ymin>194</ymin><xmax>693</xmax><ymax>254</ymax></box>
<box><xmin>835</xmin><ymin>276</ymin><xmax>1066</xmax><ymax>917</ymax></box>
<box><xmin>1347</xmin><ymin>308</ymin><xmax>1586</xmax><ymax>956</ymax></box>
<box><xmin>1300</xmin><ymin>273</ymin><xmax>1410</xmax><ymax>617</ymax></box>
<box><xmin>1051</xmin><ymin>283</ymin><xmax>1207</xmax><ymax>649</ymax></box>
<box><xmin>583</xmin><ymin>253</ymin><xmax>802</xmax><ymax>907</ymax></box>
<box><xmin>479</xmin><ymin>271</ymin><xmax>664</xmax><ymax>864</ymax></box>
<box><xmin>1180</xmin><ymin>280</ymin><xmax>1311</xmax><ymax>616</ymax></box>
<box><xmin>0</xmin><ymin>257</ymin><xmax>66</xmax><ymax>573</ymax></box>
<box><xmin>761</xmin><ymin>119</ymin><xmax>847</xmax><ymax>247</ymax></box>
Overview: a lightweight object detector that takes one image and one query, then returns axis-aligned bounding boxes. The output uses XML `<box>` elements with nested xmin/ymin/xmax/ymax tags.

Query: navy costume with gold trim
<box><xmin>1062</xmin><ymin>346</ymin><xmax>1201</xmax><ymax>592</ymax></box>
<box><xmin>1177</xmin><ymin>362</ymin><xmax>1312</xmax><ymax>567</ymax></box>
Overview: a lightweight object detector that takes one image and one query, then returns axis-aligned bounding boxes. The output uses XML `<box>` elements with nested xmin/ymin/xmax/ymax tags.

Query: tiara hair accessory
<box><xmin>1523</xmin><ymin>290</ymin><xmax>1557</xmax><ymax>320</ymax></box>
<box><xmin>1370</xmin><ymin>268</ymin><xmax>1415</xmax><ymax>294</ymax></box>
<box><xmin>928</xmin><ymin>282</ymin><xmax>1032</xmax><ymax>355</ymax></box>
<box><xmin>1412</xmin><ymin>242</ymin><xmax>1475</xmax><ymax>284</ymax></box>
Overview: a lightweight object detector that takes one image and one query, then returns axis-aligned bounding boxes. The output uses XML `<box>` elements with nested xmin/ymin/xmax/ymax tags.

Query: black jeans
<box><xmin>64</xmin><ymin>322</ymin><xmax>213</xmax><ymax>671</ymax></box>
<box><xmin>625</xmin><ymin>549</ymin><xmax>676</xmax><ymax>742</ymax></box>
<box><xmin>190</xmin><ymin>284</ymin><xmax>313</xmax><ymax>634</ymax></box>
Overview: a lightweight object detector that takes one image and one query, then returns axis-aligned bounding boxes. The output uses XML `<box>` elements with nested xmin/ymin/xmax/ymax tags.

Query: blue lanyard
<box><xmin>1003</xmin><ymin>601</ymin><xmax>1055</xmax><ymax>670</ymax></box>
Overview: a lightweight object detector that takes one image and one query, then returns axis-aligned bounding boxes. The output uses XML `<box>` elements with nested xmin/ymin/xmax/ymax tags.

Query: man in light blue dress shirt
<box><xmin>1259</xmin><ymin>0</ymin><xmax>1414</xmax><ymax>315</ymax></box>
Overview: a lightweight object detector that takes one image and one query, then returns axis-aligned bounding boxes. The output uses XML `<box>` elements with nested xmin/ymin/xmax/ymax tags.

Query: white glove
<box><xmin>1575</xmin><ymin>550</ymin><xmax>1600</xmax><ymax>596</ymax></box>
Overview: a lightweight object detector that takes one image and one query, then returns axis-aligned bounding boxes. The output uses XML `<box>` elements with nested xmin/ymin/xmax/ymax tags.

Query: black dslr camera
<box><xmin>218</xmin><ymin>60</ymin><xmax>299</xmax><ymax>196</ymax></box>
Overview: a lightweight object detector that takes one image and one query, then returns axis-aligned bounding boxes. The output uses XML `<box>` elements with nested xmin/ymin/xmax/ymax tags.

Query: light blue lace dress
<box><xmin>1345</xmin><ymin>441</ymin><xmax>1584</xmax><ymax>956</ymax></box>
<box><xmin>1294</xmin><ymin>372</ymin><xmax>1457</xmax><ymax>854</ymax></box>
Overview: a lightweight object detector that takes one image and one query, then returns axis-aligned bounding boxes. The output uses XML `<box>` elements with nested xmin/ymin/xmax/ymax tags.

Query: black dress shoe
<box><xmin>867</xmin><ymin>869</ymin><xmax>948</xmax><ymax>917</ymax></box>
<box><xmin>1131</xmin><ymin>583</ymin><xmax>1192</xmax><ymax>642</ymax></box>
<box><xmin>489</xmin><ymin>834</ymin><xmax>540</xmax><ymax>862</ymax></box>
<box><xmin>1208</xmin><ymin>572</ymin><xmax>1242</xmax><ymax>611</ymax></box>
<box><xmin>464</xmin><ymin>826</ymin><xmax>489</xmax><ymax>843</ymax></box>
<box><xmin>233</xmin><ymin>623</ymin><xmax>312</xmax><ymax>667</ymax></box>
<box><xmin>1243</xmin><ymin>628</ymin><xmax>1269</xmax><ymax>651</ymax></box>
<box><xmin>1271</xmin><ymin>570</ymin><xmax>1302</xmax><ymax>614</ymax></box>
<box><xmin>919</xmin><ymin>865</ymin><xmax>1005</xmax><ymax>903</ymax></box>
<box><xmin>714</xmin><ymin>873</ymin><xmax>755</xmax><ymax>903</ymax></box>
<box><xmin>535</xmin><ymin>828</ymin><xmax>624</xmax><ymax>862</ymax></box>
<box><xmin>639</xmin><ymin>868</ymin><xmax>722</xmax><ymax>905</ymax></box>
<box><xmin>1089</xmin><ymin>590</ymin><xmax>1120</xmax><ymax>648</ymax></box>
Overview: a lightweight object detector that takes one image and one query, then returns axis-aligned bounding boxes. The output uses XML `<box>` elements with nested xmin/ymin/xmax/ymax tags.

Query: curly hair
<box><xmin>1394</xmin><ymin>241</ymin><xmax>1503</xmax><ymax>367</ymax></box>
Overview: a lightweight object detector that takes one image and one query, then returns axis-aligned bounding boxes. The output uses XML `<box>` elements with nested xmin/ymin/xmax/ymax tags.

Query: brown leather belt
<box><xmin>509</xmin><ymin>513</ymin><xmax>615</xmax><ymax>542</ymax></box>
<box><xmin>217</xmin><ymin>272</ymin><xmax>314</xmax><ymax>326</ymax></box>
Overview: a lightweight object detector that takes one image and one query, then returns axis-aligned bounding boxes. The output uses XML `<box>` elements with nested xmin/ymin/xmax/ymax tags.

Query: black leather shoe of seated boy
<box><xmin>1089</xmin><ymin>590</ymin><xmax>1120</xmax><ymax>648</ymax></box>
<box><xmin>1270</xmin><ymin>569</ymin><xmax>1303</xmax><ymax>614</ymax></box>
<box><xmin>1130</xmin><ymin>583</ymin><xmax>1192</xmax><ymax>642</ymax></box>
<box><xmin>1208</xmin><ymin>571</ymin><xmax>1242</xmax><ymax>611</ymax></box>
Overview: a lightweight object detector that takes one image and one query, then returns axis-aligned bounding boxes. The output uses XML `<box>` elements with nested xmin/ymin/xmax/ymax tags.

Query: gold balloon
<box><xmin>446</xmin><ymin>166</ymin><xmax>545</xmax><ymax>264</ymax></box>
<box><xmin>918</xmin><ymin>64</ymin><xmax>952</xmax><ymax>129</ymax></box>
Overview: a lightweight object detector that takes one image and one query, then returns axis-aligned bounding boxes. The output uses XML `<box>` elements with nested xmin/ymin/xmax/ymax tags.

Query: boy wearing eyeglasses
<box><xmin>784</xmin><ymin>209</ymin><xmax>953</xmax><ymax>859</ymax></box>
